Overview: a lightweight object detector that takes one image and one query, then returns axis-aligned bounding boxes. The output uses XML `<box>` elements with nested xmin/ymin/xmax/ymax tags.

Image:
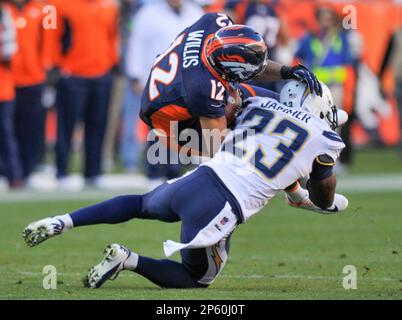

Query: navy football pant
<box><xmin>55</xmin><ymin>73</ymin><xmax>112</xmax><ymax>179</ymax></box>
<box><xmin>14</xmin><ymin>84</ymin><xmax>45</xmax><ymax>178</ymax></box>
<box><xmin>0</xmin><ymin>100</ymin><xmax>22</xmax><ymax>183</ymax></box>
<box><xmin>70</xmin><ymin>166</ymin><xmax>240</xmax><ymax>288</ymax></box>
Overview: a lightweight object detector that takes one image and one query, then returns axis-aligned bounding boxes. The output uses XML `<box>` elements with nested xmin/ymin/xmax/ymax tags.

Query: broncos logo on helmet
<box><xmin>205</xmin><ymin>25</ymin><xmax>268</xmax><ymax>82</ymax></box>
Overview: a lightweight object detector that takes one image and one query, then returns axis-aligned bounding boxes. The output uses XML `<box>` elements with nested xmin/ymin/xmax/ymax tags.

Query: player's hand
<box><xmin>285</xmin><ymin>193</ymin><xmax>349</xmax><ymax>214</ymax></box>
<box><xmin>281</xmin><ymin>64</ymin><xmax>323</xmax><ymax>97</ymax></box>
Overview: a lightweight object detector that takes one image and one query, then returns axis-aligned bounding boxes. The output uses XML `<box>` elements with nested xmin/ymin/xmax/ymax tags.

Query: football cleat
<box><xmin>23</xmin><ymin>217</ymin><xmax>65</xmax><ymax>247</ymax></box>
<box><xmin>83</xmin><ymin>244</ymin><xmax>130</xmax><ymax>289</ymax></box>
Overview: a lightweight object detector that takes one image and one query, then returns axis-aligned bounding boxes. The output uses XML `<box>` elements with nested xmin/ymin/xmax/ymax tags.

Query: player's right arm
<box><xmin>258</xmin><ymin>60</ymin><xmax>323</xmax><ymax>97</ymax></box>
<box><xmin>306</xmin><ymin>155</ymin><xmax>337</xmax><ymax>209</ymax></box>
<box><xmin>285</xmin><ymin>155</ymin><xmax>348</xmax><ymax>214</ymax></box>
<box><xmin>307</xmin><ymin>175</ymin><xmax>336</xmax><ymax>209</ymax></box>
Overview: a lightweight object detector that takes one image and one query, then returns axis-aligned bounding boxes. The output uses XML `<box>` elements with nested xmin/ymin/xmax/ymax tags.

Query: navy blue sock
<box><xmin>70</xmin><ymin>195</ymin><xmax>145</xmax><ymax>227</ymax></box>
<box><xmin>134</xmin><ymin>256</ymin><xmax>207</xmax><ymax>289</ymax></box>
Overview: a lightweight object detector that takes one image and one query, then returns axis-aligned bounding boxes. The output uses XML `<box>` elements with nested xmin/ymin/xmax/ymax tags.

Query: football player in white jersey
<box><xmin>207</xmin><ymin>80</ymin><xmax>349</xmax><ymax>221</ymax></box>
<box><xmin>22</xmin><ymin>81</ymin><xmax>349</xmax><ymax>289</ymax></box>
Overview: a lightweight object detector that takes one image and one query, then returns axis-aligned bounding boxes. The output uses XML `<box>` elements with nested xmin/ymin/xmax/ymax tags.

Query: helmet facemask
<box><xmin>318</xmin><ymin>105</ymin><xmax>339</xmax><ymax>130</ymax></box>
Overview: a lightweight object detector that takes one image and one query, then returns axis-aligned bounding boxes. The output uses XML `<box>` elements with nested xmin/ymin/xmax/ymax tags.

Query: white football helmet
<box><xmin>279</xmin><ymin>80</ymin><xmax>348</xmax><ymax>129</ymax></box>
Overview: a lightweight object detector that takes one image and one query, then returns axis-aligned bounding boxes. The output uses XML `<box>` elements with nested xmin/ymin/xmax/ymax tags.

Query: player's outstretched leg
<box><xmin>22</xmin><ymin>194</ymin><xmax>146</xmax><ymax>247</ymax></box>
<box><xmin>22</xmin><ymin>183</ymin><xmax>179</xmax><ymax>247</ymax></box>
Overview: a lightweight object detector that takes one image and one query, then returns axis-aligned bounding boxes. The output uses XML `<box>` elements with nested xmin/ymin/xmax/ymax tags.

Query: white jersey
<box><xmin>204</xmin><ymin>97</ymin><xmax>345</xmax><ymax>222</ymax></box>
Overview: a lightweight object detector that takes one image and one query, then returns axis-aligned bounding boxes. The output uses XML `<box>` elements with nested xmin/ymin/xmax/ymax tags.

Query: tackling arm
<box><xmin>307</xmin><ymin>175</ymin><xmax>336</xmax><ymax>210</ymax></box>
<box><xmin>257</xmin><ymin>60</ymin><xmax>283</xmax><ymax>82</ymax></box>
<box><xmin>285</xmin><ymin>155</ymin><xmax>348</xmax><ymax>214</ymax></box>
<box><xmin>257</xmin><ymin>60</ymin><xmax>323</xmax><ymax>97</ymax></box>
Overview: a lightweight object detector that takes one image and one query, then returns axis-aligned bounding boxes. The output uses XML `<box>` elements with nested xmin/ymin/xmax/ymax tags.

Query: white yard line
<box><xmin>15</xmin><ymin>271</ymin><xmax>399</xmax><ymax>282</ymax></box>
<box><xmin>337</xmin><ymin>174</ymin><xmax>402</xmax><ymax>193</ymax></box>
<box><xmin>219</xmin><ymin>274</ymin><xmax>399</xmax><ymax>282</ymax></box>
<box><xmin>0</xmin><ymin>173</ymin><xmax>400</xmax><ymax>203</ymax></box>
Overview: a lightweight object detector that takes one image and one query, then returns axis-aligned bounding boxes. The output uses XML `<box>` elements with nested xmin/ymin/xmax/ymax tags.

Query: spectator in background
<box><xmin>295</xmin><ymin>6</ymin><xmax>352</xmax><ymax>106</ymax></box>
<box><xmin>391</xmin><ymin>29</ymin><xmax>402</xmax><ymax>157</ymax></box>
<box><xmin>51</xmin><ymin>0</ymin><xmax>120</xmax><ymax>189</ymax></box>
<box><xmin>0</xmin><ymin>0</ymin><xmax>22</xmax><ymax>189</ymax></box>
<box><xmin>101</xmin><ymin>0</ymin><xmax>143</xmax><ymax>174</ymax></box>
<box><xmin>295</xmin><ymin>5</ymin><xmax>353</xmax><ymax>173</ymax></box>
<box><xmin>118</xmin><ymin>0</ymin><xmax>143</xmax><ymax>173</ymax></box>
<box><xmin>9</xmin><ymin>0</ymin><xmax>51</xmax><ymax>183</ymax></box>
<box><xmin>226</xmin><ymin>0</ymin><xmax>291</xmax><ymax>91</ymax></box>
<box><xmin>382</xmin><ymin>26</ymin><xmax>402</xmax><ymax>157</ymax></box>
<box><xmin>244</xmin><ymin>0</ymin><xmax>291</xmax><ymax>63</ymax></box>
<box><xmin>125</xmin><ymin>0</ymin><xmax>203</xmax><ymax>185</ymax></box>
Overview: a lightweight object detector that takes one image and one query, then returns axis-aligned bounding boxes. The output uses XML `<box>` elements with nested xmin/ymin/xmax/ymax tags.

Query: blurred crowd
<box><xmin>0</xmin><ymin>0</ymin><xmax>401</xmax><ymax>191</ymax></box>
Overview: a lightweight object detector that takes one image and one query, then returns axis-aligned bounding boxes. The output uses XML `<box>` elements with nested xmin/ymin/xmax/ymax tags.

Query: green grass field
<box><xmin>0</xmin><ymin>191</ymin><xmax>401</xmax><ymax>300</ymax></box>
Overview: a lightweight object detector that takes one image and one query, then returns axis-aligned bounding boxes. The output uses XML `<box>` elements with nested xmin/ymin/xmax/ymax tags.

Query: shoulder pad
<box><xmin>322</xmin><ymin>130</ymin><xmax>345</xmax><ymax>150</ymax></box>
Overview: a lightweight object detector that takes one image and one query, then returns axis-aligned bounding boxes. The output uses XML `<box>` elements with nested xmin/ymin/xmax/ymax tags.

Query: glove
<box><xmin>280</xmin><ymin>64</ymin><xmax>323</xmax><ymax>97</ymax></box>
<box><xmin>285</xmin><ymin>182</ymin><xmax>348</xmax><ymax>214</ymax></box>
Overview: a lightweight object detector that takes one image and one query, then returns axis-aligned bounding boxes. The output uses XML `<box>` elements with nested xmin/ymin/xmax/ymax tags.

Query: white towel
<box><xmin>0</xmin><ymin>6</ymin><xmax>17</xmax><ymax>60</ymax></box>
<box><xmin>163</xmin><ymin>202</ymin><xmax>238</xmax><ymax>257</ymax></box>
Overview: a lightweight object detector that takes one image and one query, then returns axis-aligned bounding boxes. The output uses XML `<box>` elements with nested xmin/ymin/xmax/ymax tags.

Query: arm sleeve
<box><xmin>310</xmin><ymin>154</ymin><xmax>335</xmax><ymax>181</ymax></box>
<box><xmin>186</xmin><ymin>73</ymin><xmax>227</xmax><ymax>118</ymax></box>
<box><xmin>190</xmin><ymin>93</ymin><xmax>227</xmax><ymax>118</ymax></box>
<box><xmin>237</xmin><ymin>84</ymin><xmax>279</xmax><ymax>100</ymax></box>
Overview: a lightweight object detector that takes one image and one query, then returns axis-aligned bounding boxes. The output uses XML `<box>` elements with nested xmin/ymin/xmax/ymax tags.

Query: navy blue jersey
<box><xmin>140</xmin><ymin>13</ymin><xmax>233</xmax><ymax>136</ymax></box>
<box><xmin>140</xmin><ymin>12</ymin><xmax>278</xmax><ymax>138</ymax></box>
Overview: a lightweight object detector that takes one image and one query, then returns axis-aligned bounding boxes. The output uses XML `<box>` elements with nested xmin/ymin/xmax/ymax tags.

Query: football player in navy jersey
<box><xmin>139</xmin><ymin>12</ymin><xmax>322</xmax><ymax>157</ymax></box>
<box><xmin>22</xmin><ymin>82</ymin><xmax>349</xmax><ymax>290</ymax></box>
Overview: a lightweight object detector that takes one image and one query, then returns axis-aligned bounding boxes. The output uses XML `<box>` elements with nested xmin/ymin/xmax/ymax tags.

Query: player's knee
<box><xmin>142</xmin><ymin>191</ymin><xmax>179</xmax><ymax>222</ymax></box>
<box><xmin>109</xmin><ymin>195</ymin><xmax>144</xmax><ymax>221</ymax></box>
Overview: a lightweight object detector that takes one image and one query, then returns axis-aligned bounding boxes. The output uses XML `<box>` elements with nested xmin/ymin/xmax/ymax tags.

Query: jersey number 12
<box><xmin>149</xmin><ymin>34</ymin><xmax>185</xmax><ymax>101</ymax></box>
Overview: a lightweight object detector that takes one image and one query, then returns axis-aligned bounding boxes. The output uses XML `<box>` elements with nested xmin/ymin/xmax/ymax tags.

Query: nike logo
<box><xmin>323</xmin><ymin>205</ymin><xmax>339</xmax><ymax>213</ymax></box>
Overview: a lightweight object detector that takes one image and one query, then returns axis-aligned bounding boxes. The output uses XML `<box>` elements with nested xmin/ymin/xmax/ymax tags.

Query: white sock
<box><xmin>123</xmin><ymin>252</ymin><xmax>139</xmax><ymax>271</ymax></box>
<box><xmin>53</xmin><ymin>214</ymin><xmax>74</xmax><ymax>232</ymax></box>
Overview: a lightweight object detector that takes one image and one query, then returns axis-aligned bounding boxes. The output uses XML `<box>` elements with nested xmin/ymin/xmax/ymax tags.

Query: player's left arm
<box><xmin>257</xmin><ymin>60</ymin><xmax>323</xmax><ymax>97</ymax></box>
<box><xmin>199</xmin><ymin>116</ymin><xmax>228</xmax><ymax>157</ymax></box>
<box><xmin>165</xmin><ymin>115</ymin><xmax>227</xmax><ymax>159</ymax></box>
